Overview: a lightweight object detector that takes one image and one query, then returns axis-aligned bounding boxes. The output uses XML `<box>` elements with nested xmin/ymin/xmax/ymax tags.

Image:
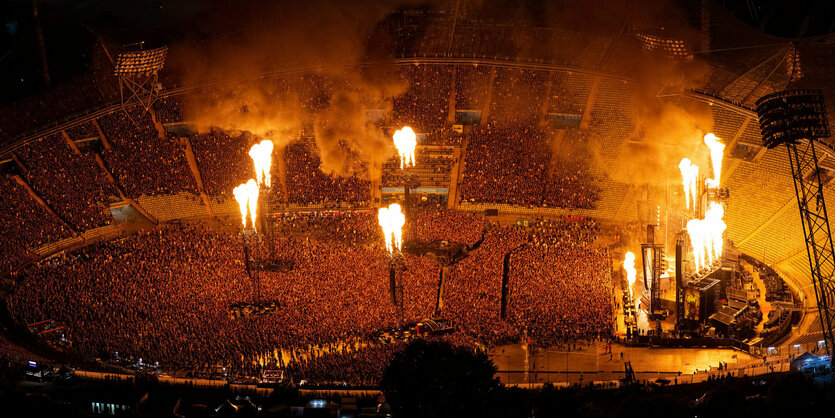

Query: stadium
<box><xmin>1</xmin><ymin>0</ymin><xmax>834</xmax><ymax>416</ymax></box>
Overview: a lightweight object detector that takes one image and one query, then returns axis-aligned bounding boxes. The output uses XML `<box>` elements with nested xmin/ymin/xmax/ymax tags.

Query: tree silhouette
<box><xmin>381</xmin><ymin>339</ymin><xmax>501</xmax><ymax>418</ymax></box>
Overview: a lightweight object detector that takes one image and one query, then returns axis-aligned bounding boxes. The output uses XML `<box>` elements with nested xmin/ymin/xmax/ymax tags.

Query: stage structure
<box><xmin>113</xmin><ymin>44</ymin><xmax>168</xmax><ymax>123</ymax></box>
<box><xmin>756</xmin><ymin>89</ymin><xmax>835</xmax><ymax>361</ymax></box>
<box><xmin>641</xmin><ymin>225</ymin><xmax>666</xmax><ymax>318</ymax></box>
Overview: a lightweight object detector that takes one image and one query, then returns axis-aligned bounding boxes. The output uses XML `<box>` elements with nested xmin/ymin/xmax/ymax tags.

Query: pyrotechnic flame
<box><xmin>686</xmin><ymin>202</ymin><xmax>726</xmax><ymax>271</ymax></box>
<box><xmin>233</xmin><ymin>179</ymin><xmax>260</xmax><ymax>231</ymax></box>
<box><xmin>246</xmin><ymin>179</ymin><xmax>259</xmax><ymax>231</ymax></box>
<box><xmin>393</xmin><ymin>127</ymin><xmax>417</xmax><ymax>169</ymax></box>
<box><xmin>624</xmin><ymin>252</ymin><xmax>637</xmax><ymax>302</ymax></box>
<box><xmin>678</xmin><ymin>158</ymin><xmax>699</xmax><ymax>211</ymax></box>
<box><xmin>378</xmin><ymin>203</ymin><xmax>405</xmax><ymax>253</ymax></box>
<box><xmin>233</xmin><ymin>184</ymin><xmax>249</xmax><ymax>228</ymax></box>
<box><xmin>248</xmin><ymin>140</ymin><xmax>274</xmax><ymax>188</ymax></box>
<box><xmin>704</xmin><ymin>133</ymin><xmax>725</xmax><ymax>188</ymax></box>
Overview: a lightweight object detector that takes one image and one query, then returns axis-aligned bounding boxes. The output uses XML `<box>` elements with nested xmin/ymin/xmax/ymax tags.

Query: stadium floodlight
<box><xmin>114</xmin><ymin>45</ymin><xmax>169</xmax><ymax>124</ymax></box>
<box><xmin>756</xmin><ymin>89</ymin><xmax>835</xmax><ymax>364</ymax></box>
<box><xmin>114</xmin><ymin>46</ymin><xmax>168</xmax><ymax>77</ymax></box>
<box><xmin>756</xmin><ymin>89</ymin><xmax>829</xmax><ymax>149</ymax></box>
<box><xmin>635</xmin><ymin>31</ymin><xmax>694</xmax><ymax>61</ymax></box>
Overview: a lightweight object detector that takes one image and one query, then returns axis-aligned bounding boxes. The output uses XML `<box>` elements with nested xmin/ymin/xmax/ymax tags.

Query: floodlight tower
<box><xmin>113</xmin><ymin>44</ymin><xmax>168</xmax><ymax>123</ymax></box>
<box><xmin>756</xmin><ymin>89</ymin><xmax>835</xmax><ymax>362</ymax></box>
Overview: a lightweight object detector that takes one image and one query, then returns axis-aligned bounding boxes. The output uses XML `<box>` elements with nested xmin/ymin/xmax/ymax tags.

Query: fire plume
<box><xmin>680</xmin><ymin>133</ymin><xmax>727</xmax><ymax>272</ymax></box>
<box><xmin>678</xmin><ymin>158</ymin><xmax>699</xmax><ymax>211</ymax></box>
<box><xmin>378</xmin><ymin>203</ymin><xmax>405</xmax><ymax>253</ymax></box>
<box><xmin>233</xmin><ymin>184</ymin><xmax>249</xmax><ymax>229</ymax></box>
<box><xmin>703</xmin><ymin>133</ymin><xmax>725</xmax><ymax>188</ymax></box>
<box><xmin>624</xmin><ymin>251</ymin><xmax>637</xmax><ymax>302</ymax></box>
<box><xmin>233</xmin><ymin>179</ymin><xmax>260</xmax><ymax>231</ymax></box>
<box><xmin>248</xmin><ymin>140</ymin><xmax>274</xmax><ymax>188</ymax></box>
<box><xmin>392</xmin><ymin>127</ymin><xmax>416</xmax><ymax>169</ymax></box>
<box><xmin>686</xmin><ymin>202</ymin><xmax>726</xmax><ymax>271</ymax></box>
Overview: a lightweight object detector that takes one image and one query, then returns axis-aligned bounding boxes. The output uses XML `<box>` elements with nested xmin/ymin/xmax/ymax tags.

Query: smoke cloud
<box><xmin>167</xmin><ymin>0</ymin><xmax>431</xmax><ymax>178</ymax></box>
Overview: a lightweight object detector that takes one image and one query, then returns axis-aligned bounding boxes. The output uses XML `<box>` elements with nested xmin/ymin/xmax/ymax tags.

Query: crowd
<box><xmin>460</xmin><ymin>125</ymin><xmax>550</xmax><ymax>206</ymax></box>
<box><xmin>3</xmin><ymin>210</ymin><xmax>618</xmax><ymax>383</ymax></box>
<box><xmin>97</xmin><ymin>111</ymin><xmax>197</xmax><ymax>197</ymax></box>
<box><xmin>543</xmin><ymin>158</ymin><xmax>599</xmax><ymax>209</ymax></box>
<box><xmin>392</xmin><ymin>65</ymin><xmax>452</xmax><ymax>133</ymax></box>
<box><xmin>460</xmin><ymin>125</ymin><xmax>599</xmax><ymax>208</ymax></box>
<box><xmin>408</xmin><ymin>209</ymin><xmax>484</xmax><ymax>246</ymax></box>
<box><xmin>189</xmin><ymin>129</ymin><xmax>254</xmax><ymax>197</ymax></box>
<box><xmin>507</xmin><ymin>219</ymin><xmax>614</xmax><ymax>347</ymax></box>
<box><xmin>285</xmin><ymin>141</ymin><xmax>370</xmax><ymax>205</ymax></box>
<box><xmin>6</xmin><ymin>218</ymin><xmax>441</xmax><ymax>380</ymax></box>
<box><xmin>64</xmin><ymin>121</ymin><xmax>100</xmax><ymax>141</ymax></box>
<box><xmin>0</xmin><ymin>175</ymin><xmax>73</xmax><ymax>272</ymax></box>
<box><xmin>14</xmin><ymin>133</ymin><xmax>117</xmax><ymax>231</ymax></box>
<box><xmin>444</xmin><ymin>226</ymin><xmax>528</xmax><ymax>346</ymax></box>
<box><xmin>488</xmin><ymin>68</ymin><xmax>548</xmax><ymax>126</ymax></box>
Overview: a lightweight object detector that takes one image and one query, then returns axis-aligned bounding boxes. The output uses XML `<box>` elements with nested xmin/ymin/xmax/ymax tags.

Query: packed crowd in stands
<box><xmin>0</xmin><ymin>175</ymin><xmax>73</xmax><ymax>272</ymax></box>
<box><xmin>489</xmin><ymin>68</ymin><xmax>548</xmax><ymax>126</ymax></box>
<box><xmin>284</xmin><ymin>141</ymin><xmax>370</xmax><ymax>205</ymax></box>
<box><xmin>97</xmin><ymin>111</ymin><xmax>197</xmax><ymax>197</ymax></box>
<box><xmin>461</xmin><ymin>125</ymin><xmax>599</xmax><ymax>208</ymax></box>
<box><xmin>460</xmin><ymin>126</ymin><xmax>550</xmax><ymax>206</ymax></box>
<box><xmin>543</xmin><ymin>158</ymin><xmax>599</xmax><ymax>209</ymax></box>
<box><xmin>408</xmin><ymin>209</ymin><xmax>484</xmax><ymax>246</ymax></box>
<box><xmin>189</xmin><ymin>129</ymin><xmax>254</xmax><ymax>197</ymax></box>
<box><xmin>14</xmin><ymin>134</ymin><xmax>117</xmax><ymax>230</ymax></box>
<box><xmin>392</xmin><ymin>65</ymin><xmax>452</xmax><ymax>133</ymax></box>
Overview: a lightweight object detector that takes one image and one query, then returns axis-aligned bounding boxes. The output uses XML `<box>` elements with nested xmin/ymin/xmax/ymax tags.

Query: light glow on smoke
<box><xmin>378</xmin><ymin>203</ymin><xmax>405</xmax><ymax>253</ymax></box>
<box><xmin>249</xmin><ymin>140</ymin><xmax>274</xmax><ymax>188</ymax></box>
<box><xmin>392</xmin><ymin>126</ymin><xmax>416</xmax><ymax>169</ymax></box>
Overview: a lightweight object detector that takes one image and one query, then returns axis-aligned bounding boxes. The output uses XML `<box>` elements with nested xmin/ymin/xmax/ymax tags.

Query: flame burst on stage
<box><xmin>378</xmin><ymin>203</ymin><xmax>405</xmax><ymax>253</ymax></box>
<box><xmin>393</xmin><ymin>127</ymin><xmax>416</xmax><ymax>169</ymax></box>
<box><xmin>679</xmin><ymin>133</ymin><xmax>727</xmax><ymax>271</ymax></box>
<box><xmin>249</xmin><ymin>139</ymin><xmax>274</xmax><ymax>188</ymax></box>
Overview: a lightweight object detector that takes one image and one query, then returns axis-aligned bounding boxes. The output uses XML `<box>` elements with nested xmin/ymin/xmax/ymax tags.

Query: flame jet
<box><xmin>232</xmin><ymin>179</ymin><xmax>260</xmax><ymax>231</ymax></box>
<box><xmin>624</xmin><ymin>251</ymin><xmax>637</xmax><ymax>302</ymax></box>
<box><xmin>378</xmin><ymin>203</ymin><xmax>406</xmax><ymax>253</ymax></box>
<box><xmin>249</xmin><ymin>139</ymin><xmax>274</xmax><ymax>188</ymax></box>
<box><xmin>233</xmin><ymin>183</ymin><xmax>249</xmax><ymax>229</ymax></box>
<box><xmin>393</xmin><ymin>127</ymin><xmax>417</xmax><ymax>169</ymax></box>
<box><xmin>704</xmin><ymin>133</ymin><xmax>725</xmax><ymax>188</ymax></box>
<box><xmin>678</xmin><ymin>158</ymin><xmax>699</xmax><ymax>211</ymax></box>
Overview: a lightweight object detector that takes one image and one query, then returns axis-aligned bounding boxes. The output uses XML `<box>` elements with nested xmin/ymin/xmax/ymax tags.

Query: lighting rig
<box><xmin>756</xmin><ymin>89</ymin><xmax>835</xmax><ymax>363</ymax></box>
